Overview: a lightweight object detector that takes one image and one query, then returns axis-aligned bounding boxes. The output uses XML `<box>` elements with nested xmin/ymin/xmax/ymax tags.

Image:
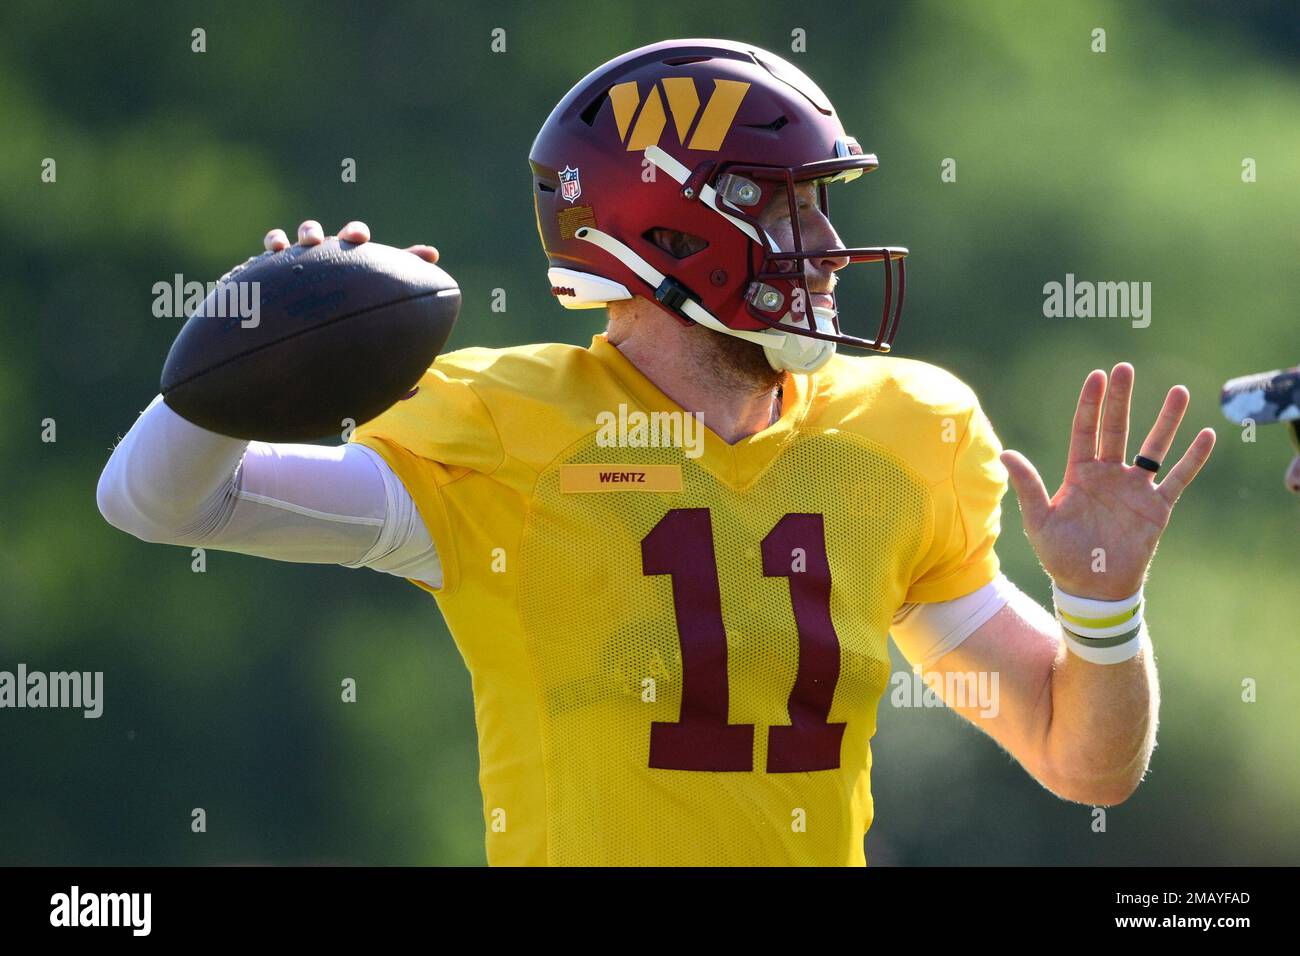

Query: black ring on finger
<box><xmin>1134</xmin><ymin>454</ymin><xmax>1161</xmax><ymax>474</ymax></box>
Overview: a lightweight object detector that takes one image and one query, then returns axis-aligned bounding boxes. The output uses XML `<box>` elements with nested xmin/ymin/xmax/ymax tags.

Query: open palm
<box><xmin>1000</xmin><ymin>364</ymin><xmax>1216</xmax><ymax>600</ymax></box>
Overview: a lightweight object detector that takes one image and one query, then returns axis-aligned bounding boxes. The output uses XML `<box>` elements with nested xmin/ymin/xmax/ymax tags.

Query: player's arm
<box><xmin>897</xmin><ymin>578</ymin><xmax>1154</xmax><ymax>807</ymax></box>
<box><xmin>96</xmin><ymin>392</ymin><xmax>443</xmax><ymax>584</ymax></box>
<box><xmin>897</xmin><ymin>365</ymin><xmax>1214</xmax><ymax>806</ymax></box>
<box><xmin>97</xmin><ymin>220</ymin><xmax>444</xmax><ymax>587</ymax></box>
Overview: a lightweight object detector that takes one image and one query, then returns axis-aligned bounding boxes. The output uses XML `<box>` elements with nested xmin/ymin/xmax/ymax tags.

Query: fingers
<box><xmin>296</xmin><ymin>220</ymin><xmax>325</xmax><ymax>246</ymax></box>
<box><xmin>1157</xmin><ymin>427</ymin><xmax>1216</xmax><ymax>505</ymax></box>
<box><xmin>1137</xmin><ymin>385</ymin><xmax>1191</xmax><ymax>479</ymax></box>
<box><xmin>1068</xmin><ymin>369</ymin><xmax>1107</xmax><ymax>464</ymax></box>
<box><xmin>404</xmin><ymin>244</ymin><xmax>440</xmax><ymax>263</ymax></box>
<box><xmin>338</xmin><ymin>220</ymin><xmax>371</xmax><ymax>244</ymax></box>
<box><xmin>265</xmin><ymin>219</ymin><xmax>412</xmax><ymax>255</ymax></box>
<box><xmin>1000</xmin><ymin>450</ymin><xmax>1051</xmax><ymax>532</ymax></box>
<box><xmin>1097</xmin><ymin>363</ymin><xmax>1133</xmax><ymax>462</ymax></box>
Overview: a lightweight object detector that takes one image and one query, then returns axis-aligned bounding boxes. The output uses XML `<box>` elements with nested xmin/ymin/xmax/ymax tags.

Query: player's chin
<box><xmin>694</xmin><ymin>324</ymin><xmax>784</xmax><ymax>393</ymax></box>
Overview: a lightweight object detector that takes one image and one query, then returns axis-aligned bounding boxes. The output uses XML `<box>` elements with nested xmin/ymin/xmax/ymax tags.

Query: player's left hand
<box><xmin>999</xmin><ymin>363</ymin><xmax>1216</xmax><ymax>600</ymax></box>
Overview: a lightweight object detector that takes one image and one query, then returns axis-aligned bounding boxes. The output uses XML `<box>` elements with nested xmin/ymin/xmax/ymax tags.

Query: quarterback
<box><xmin>97</xmin><ymin>39</ymin><xmax>1215</xmax><ymax>866</ymax></box>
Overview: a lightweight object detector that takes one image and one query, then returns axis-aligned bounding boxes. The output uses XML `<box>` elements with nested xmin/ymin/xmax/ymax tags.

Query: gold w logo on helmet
<box><xmin>608</xmin><ymin>78</ymin><xmax>751</xmax><ymax>152</ymax></box>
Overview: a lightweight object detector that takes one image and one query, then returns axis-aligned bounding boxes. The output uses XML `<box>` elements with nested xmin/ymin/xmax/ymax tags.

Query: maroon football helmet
<box><xmin>529</xmin><ymin>38</ymin><xmax>907</xmax><ymax>373</ymax></box>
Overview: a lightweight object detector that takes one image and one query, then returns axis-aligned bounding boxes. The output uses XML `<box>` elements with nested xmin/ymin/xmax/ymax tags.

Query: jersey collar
<box><xmin>587</xmin><ymin>334</ymin><xmax>816</xmax><ymax>489</ymax></box>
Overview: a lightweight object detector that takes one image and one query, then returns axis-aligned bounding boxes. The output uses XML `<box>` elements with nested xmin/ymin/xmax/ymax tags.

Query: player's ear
<box><xmin>647</xmin><ymin>227</ymin><xmax>708</xmax><ymax>260</ymax></box>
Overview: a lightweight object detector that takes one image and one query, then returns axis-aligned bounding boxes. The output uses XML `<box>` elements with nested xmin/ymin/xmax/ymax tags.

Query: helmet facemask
<box><xmin>715</xmin><ymin>159</ymin><xmax>907</xmax><ymax>366</ymax></box>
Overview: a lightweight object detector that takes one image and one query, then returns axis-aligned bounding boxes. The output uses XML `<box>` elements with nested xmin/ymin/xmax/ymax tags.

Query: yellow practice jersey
<box><xmin>350</xmin><ymin>334</ymin><xmax>1007</xmax><ymax>866</ymax></box>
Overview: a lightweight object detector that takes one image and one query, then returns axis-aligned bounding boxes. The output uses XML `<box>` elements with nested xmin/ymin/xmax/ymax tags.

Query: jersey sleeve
<box><xmin>347</xmin><ymin>361</ymin><xmax>503</xmax><ymax>596</ymax></box>
<box><xmin>904</xmin><ymin>396</ymin><xmax>1008</xmax><ymax>604</ymax></box>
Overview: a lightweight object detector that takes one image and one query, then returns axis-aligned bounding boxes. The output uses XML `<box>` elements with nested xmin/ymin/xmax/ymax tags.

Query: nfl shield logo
<box><xmin>559</xmin><ymin>166</ymin><xmax>581</xmax><ymax>203</ymax></box>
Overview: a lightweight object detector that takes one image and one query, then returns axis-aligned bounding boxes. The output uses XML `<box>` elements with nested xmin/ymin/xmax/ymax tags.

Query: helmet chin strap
<box><xmin>573</xmin><ymin>226</ymin><xmax>782</xmax><ymax>349</ymax></box>
<box><xmin>763</xmin><ymin>306</ymin><xmax>838</xmax><ymax>374</ymax></box>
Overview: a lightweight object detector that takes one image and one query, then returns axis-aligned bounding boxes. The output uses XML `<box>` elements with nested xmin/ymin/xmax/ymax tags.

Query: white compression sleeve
<box><xmin>96</xmin><ymin>395</ymin><xmax>442</xmax><ymax>587</ymax></box>
<box><xmin>890</xmin><ymin>573</ymin><xmax>1018</xmax><ymax>672</ymax></box>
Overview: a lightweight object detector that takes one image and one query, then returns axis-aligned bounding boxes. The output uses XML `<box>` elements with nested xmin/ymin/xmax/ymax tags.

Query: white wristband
<box><xmin>1051</xmin><ymin>583</ymin><xmax>1143</xmax><ymax>621</ymax></box>
<box><xmin>1052</xmin><ymin>583</ymin><xmax>1147</xmax><ymax>665</ymax></box>
<box><xmin>1059</xmin><ymin>620</ymin><xmax>1149</xmax><ymax>664</ymax></box>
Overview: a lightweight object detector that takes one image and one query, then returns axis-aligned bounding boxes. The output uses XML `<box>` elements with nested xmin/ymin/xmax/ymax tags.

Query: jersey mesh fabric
<box><xmin>517</xmin><ymin>432</ymin><xmax>927</xmax><ymax>865</ymax></box>
<box><xmin>349</xmin><ymin>337</ymin><xmax>1006</xmax><ymax>866</ymax></box>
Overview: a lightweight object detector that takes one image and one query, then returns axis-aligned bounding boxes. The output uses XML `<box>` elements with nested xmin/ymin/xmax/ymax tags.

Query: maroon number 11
<box><xmin>642</xmin><ymin>508</ymin><xmax>846</xmax><ymax>773</ymax></box>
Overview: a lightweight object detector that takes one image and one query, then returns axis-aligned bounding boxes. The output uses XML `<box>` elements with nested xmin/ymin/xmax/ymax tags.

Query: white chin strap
<box><xmin>764</xmin><ymin>307</ymin><xmax>838</xmax><ymax>374</ymax></box>
<box><xmin>549</xmin><ymin>145</ymin><xmax>837</xmax><ymax>375</ymax></box>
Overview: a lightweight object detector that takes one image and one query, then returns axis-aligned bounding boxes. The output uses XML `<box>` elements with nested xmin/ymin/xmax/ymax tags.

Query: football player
<box><xmin>97</xmin><ymin>39</ymin><xmax>1215</xmax><ymax>865</ymax></box>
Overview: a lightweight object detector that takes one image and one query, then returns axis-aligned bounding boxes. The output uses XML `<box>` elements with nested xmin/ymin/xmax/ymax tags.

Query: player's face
<box><xmin>757</xmin><ymin>181</ymin><xmax>850</xmax><ymax>311</ymax></box>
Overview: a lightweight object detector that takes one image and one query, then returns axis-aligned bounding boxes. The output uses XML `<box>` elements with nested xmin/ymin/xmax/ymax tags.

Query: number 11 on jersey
<box><xmin>642</xmin><ymin>508</ymin><xmax>846</xmax><ymax>773</ymax></box>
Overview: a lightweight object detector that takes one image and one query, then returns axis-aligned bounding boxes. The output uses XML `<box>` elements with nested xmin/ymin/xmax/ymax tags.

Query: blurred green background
<box><xmin>1</xmin><ymin>0</ymin><xmax>1296</xmax><ymax>865</ymax></box>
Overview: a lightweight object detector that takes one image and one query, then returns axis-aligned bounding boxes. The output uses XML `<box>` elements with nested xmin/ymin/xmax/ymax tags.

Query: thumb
<box><xmin>1000</xmin><ymin>449</ymin><xmax>1051</xmax><ymax>532</ymax></box>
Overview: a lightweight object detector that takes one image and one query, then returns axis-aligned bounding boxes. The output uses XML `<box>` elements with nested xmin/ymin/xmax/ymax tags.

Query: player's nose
<box><xmin>809</xmin><ymin>209</ymin><xmax>849</xmax><ymax>273</ymax></box>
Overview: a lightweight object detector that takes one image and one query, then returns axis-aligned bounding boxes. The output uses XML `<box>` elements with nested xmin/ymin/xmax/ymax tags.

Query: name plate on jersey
<box><xmin>560</xmin><ymin>464</ymin><xmax>683</xmax><ymax>493</ymax></box>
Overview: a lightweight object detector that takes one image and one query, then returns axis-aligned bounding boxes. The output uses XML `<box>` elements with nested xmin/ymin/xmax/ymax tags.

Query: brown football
<box><xmin>161</xmin><ymin>238</ymin><xmax>460</xmax><ymax>441</ymax></box>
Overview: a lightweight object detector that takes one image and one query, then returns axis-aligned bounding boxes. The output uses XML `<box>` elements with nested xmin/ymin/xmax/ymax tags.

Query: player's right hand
<box><xmin>262</xmin><ymin>220</ymin><xmax>440</xmax><ymax>264</ymax></box>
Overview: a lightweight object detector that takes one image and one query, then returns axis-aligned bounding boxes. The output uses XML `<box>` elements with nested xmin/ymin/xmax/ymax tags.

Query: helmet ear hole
<box><xmin>643</xmin><ymin>227</ymin><xmax>709</xmax><ymax>260</ymax></box>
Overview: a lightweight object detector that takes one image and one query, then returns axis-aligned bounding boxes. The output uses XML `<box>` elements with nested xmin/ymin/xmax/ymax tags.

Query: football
<box><xmin>160</xmin><ymin>237</ymin><xmax>460</xmax><ymax>441</ymax></box>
